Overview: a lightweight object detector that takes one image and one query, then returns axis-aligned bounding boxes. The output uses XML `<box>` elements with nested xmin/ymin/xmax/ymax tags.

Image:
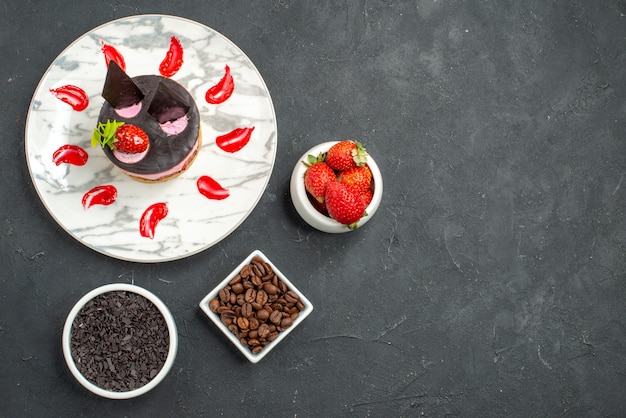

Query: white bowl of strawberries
<box><xmin>290</xmin><ymin>140</ymin><xmax>383</xmax><ymax>233</ymax></box>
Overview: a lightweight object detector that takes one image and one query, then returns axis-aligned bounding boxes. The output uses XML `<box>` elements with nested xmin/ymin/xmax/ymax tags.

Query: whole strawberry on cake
<box><xmin>92</xmin><ymin>61</ymin><xmax>201</xmax><ymax>182</ymax></box>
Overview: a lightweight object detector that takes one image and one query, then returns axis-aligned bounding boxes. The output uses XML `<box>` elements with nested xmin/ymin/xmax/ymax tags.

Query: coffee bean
<box><xmin>236</xmin><ymin>317</ymin><xmax>250</xmax><ymax>330</ymax></box>
<box><xmin>240</xmin><ymin>264</ymin><xmax>251</xmax><ymax>278</ymax></box>
<box><xmin>258</xmin><ymin>323</ymin><xmax>270</xmax><ymax>339</ymax></box>
<box><xmin>221</xmin><ymin>309</ymin><xmax>235</xmax><ymax>319</ymax></box>
<box><xmin>278</xmin><ymin>281</ymin><xmax>287</xmax><ymax>293</ymax></box>
<box><xmin>263</xmin><ymin>283</ymin><xmax>279</xmax><ymax>295</ymax></box>
<box><xmin>285</xmin><ymin>291</ymin><xmax>299</xmax><ymax>304</ymax></box>
<box><xmin>229</xmin><ymin>274</ymin><xmax>242</xmax><ymax>285</ymax></box>
<box><xmin>257</xmin><ymin>308</ymin><xmax>270</xmax><ymax>321</ymax></box>
<box><xmin>258</xmin><ymin>260</ymin><xmax>268</xmax><ymax>274</ymax></box>
<box><xmin>256</xmin><ymin>290</ymin><xmax>269</xmax><ymax>306</ymax></box>
<box><xmin>252</xmin><ymin>263</ymin><xmax>263</xmax><ymax>277</ymax></box>
<box><xmin>269</xmin><ymin>310</ymin><xmax>282</xmax><ymax>325</ymax></box>
<box><xmin>236</xmin><ymin>293</ymin><xmax>246</xmax><ymax>306</ymax></box>
<box><xmin>281</xmin><ymin>317</ymin><xmax>293</xmax><ymax>328</ymax></box>
<box><xmin>251</xmin><ymin>275</ymin><xmax>262</xmax><ymax>287</ymax></box>
<box><xmin>218</xmin><ymin>288</ymin><xmax>230</xmax><ymax>303</ymax></box>
<box><xmin>244</xmin><ymin>288</ymin><xmax>257</xmax><ymax>303</ymax></box>
<box><xmin>217</xmin><ymin>305</ymin><xmax>231</xmax><ymax>314</ymax></box>
<box><xmin>231</xmin><ymin>283</ymin><xmax>244</xmax><ymax>294</ymax></box>
<box><xmin>251</xmin><ymin>345</ymin><xmax>264</xmax><ymax>354</ymax></box>
<box><xmin>228</xmin><ymin>324</ymin><xmax>239</xmax><ymax>334</ymax></box>
<box><xmin>209</xmin><ymin>298</ymin><xmax>220</xmax><ymax>313</ymax></box>
<box><xmin>241</xmin><ymin>302</ymin><xmax>253</xmax><ymax>317</ymax></box>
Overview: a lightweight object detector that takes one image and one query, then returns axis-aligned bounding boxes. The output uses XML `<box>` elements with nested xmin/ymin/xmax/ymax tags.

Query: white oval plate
<box><xmin>25</xmin><ymin>15</ymin><xmax>277</xmax><ymax>262</ymax></box>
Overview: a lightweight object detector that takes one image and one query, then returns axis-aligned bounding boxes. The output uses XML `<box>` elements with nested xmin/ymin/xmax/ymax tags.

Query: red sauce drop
<box><xmin>159</xmin><ymin>36</ymin><xmax>184</xmax><ymax>77</ymax></box>
<box><xmin>139</xmin><ymin>202</ymin><xmax>168</xmax><ymax>239</ymax></box>
<box><xmin>197</xmin><ymin>176</ymin><xmax>230</xmax><ymax>200</ymax></box>
<box><xmin>82</xmin><ymin>185</ymin><xmax>117</xmax><ymax>209</ymax></box>
<box><xmin>216</xmin><ymin>127</ymin><xmax>255</xmax><ymax>153</ymax></box>
<box><xmin>52</xmin><ymin>144</ymin><xmax>89</xmax><ymax>166</ymax></box>
<box><xmin>101</xmin><ymin>42</ymin><xmax>126</xmax><ymax>71</ymax></box>
<box><xmin>49</xmin><ymin>86</ymin><xmax>89</xmax><ymax>112</ymax></box>
<box><xmin>205</xmin><ymin>65</ymin><xmax>234</xmax><ymax>104</ymax></box>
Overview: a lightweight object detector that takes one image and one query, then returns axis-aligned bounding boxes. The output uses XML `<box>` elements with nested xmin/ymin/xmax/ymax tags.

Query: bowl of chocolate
<box><xmin>62</xmin><ymin>283</ymin><xmax>178</xmax><ymax>399</ymax></box>
<box><xmin>199</xmin><ymin>250</ymin><xmax>313</xmax><ymax>363</ymax></box>
<box><xmin>290</xmin><ymin>140</ymin><xmax>383</xmax><ymax>233</ymax></box>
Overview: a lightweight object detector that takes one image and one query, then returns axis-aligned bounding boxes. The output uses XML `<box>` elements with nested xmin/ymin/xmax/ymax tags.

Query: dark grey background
<box><xmin>1</xmin><ymin>1</ymin><xmax>625</xmax><ymax>416</ymax></box>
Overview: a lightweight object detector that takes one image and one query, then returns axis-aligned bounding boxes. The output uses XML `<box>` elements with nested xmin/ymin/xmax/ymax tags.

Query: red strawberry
<box><xmin>91</xmin><ymin>120</ymin><xmax>149</xmax><ymax>154</ymax></box>
<box><xmin>360</xmin><ymin>188</ymin><xmax>374</xmax><ymax>207</ymax></box>
<box><xmin>326</xmin><ymin>140</ymin><xmax>367</xmax><ymax>171</ymax></box>
<box><xmin>324</xmin><ymin>180</ymin><xmax>366</xmax><ymax>228</ymax></box>
<box><xmin>304</xmin><ymin>155</ymin><xmax>336</xmax><ymax>203</ymax></box>
<box><xmin>307</xmin><ymin>191</ymin><xmax>329</xmax><ymax>216</ymax></box>
<box><xmin>338</xmin><ymin>165</ymin><xmax>372</xmax><ymax>194</ymax></box>
<box><xmin>113</xmin><ymin>124</ymin><xmax>149</xmax><ymax>154</ymax></box>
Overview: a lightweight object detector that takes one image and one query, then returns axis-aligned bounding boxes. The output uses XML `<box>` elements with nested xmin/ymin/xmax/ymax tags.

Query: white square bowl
<box><xmin>199</xmin><ymin>250</ymin><xmax>314</xmax><ymax>363</ymax></box>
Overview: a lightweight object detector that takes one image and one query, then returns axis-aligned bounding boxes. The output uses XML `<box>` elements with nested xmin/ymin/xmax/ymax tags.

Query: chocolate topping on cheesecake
<box><xmin>98</xmin><ymin>64</ymin><xmax>200</xmax><ymax>178</ymax></box>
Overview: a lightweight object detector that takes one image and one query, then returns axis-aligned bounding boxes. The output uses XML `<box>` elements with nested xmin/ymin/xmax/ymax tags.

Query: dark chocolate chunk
<box><xmin>102</xmin><ymin>61</ymin><xmax>145</xmax><ymax>109</ymax></box>
<box><xmin>147</xmin><ymin>80</ymin><xmax>190</xmax><ymax>123</ymax></box>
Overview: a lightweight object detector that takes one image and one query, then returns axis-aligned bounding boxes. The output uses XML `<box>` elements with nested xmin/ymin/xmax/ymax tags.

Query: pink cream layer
<box><xmin>115</xmin><ymin>102</ymin><xmax>142</xmax><ymax>118</ymax></box>
<box><xmin>160</xmin><ymin>115</ymin><xmax>189</xmax><ymax>135</ymax></box>
<box><xmin>120</xmin><ymin>137</ymin><xmax>200</xmax><ymax>181</ymax></box>
<box><xmin>113</xmin><ymin>147</ymin><xmax>149</xmax><ymax>164</ymax></box>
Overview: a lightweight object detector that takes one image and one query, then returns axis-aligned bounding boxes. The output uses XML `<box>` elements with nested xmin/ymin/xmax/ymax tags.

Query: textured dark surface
<box><xmin>1</xmin><ymin>1</ymin><xmax>625</xmax><ymax>417</ymax></box>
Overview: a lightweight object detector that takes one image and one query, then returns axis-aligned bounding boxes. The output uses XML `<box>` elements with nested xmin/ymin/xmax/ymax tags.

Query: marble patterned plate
<box><xmin>25</xmin><ymin>15</ymin><xmax>277</xmax><ymax>263</ymax></box>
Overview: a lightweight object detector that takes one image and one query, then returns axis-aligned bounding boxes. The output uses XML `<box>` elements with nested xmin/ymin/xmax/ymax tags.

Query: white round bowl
<box><xmin>62</xmin><ymin>283</ymin><xmax>178</xmax><ymax>399</ymax></box>
<box><xmin>290</xmin><ymin>141</ymin><xmax>383</xmax><ymax>233</ymax></box>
